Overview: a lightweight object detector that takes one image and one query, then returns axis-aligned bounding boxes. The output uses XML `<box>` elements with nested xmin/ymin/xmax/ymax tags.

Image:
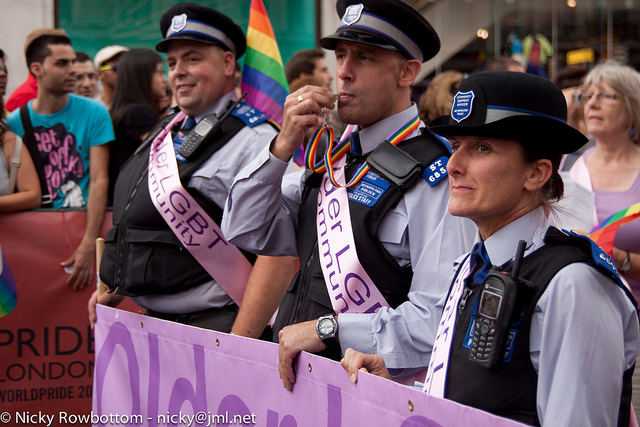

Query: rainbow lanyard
<box><xmin>305</xmin><ymin>114</ymin><xmax>421</xmax><ymax>188</ymax></box>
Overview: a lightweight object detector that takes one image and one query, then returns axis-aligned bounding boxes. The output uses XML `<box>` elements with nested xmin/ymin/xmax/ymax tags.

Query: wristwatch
<box><xmin>316</xmin><ymin>314</ymin><xmax>338</xmax><ymax>347</ymax></box>
<box><xmin>620</xmin><ymin>251</ymin><xmax>632</xmax><ymax>273</ymax></box>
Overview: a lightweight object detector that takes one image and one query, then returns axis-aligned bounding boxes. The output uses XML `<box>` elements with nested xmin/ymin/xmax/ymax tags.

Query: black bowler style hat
<box><xmin>319</xmin><ymin>0</ymin><xmax>440</xmax><ymax>63</ymax></box>
<box><xmin>156</xmin><ymin>2</ymin><xmax>246</xmax><ymax>57</ymax></box>
<box><xmin>427</xmin><ymin>71</ymin><xmax>588</xmax><ymax>156</ymax></box>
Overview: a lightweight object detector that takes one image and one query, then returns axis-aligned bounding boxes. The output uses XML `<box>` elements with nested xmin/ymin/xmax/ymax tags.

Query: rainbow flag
<box><xmin>588</xmin><ymin>201</ymin><xmax>640</xmax><ymax>256</ymax></box>
<box><xmin>0</xmin><ymin>246</ymin><xmax>17</xmax><ymax>317</ymax></box>
<box><xmin>242</xmin><ymin>0</ymin><xmax>289</xmax><ymax>125</ymax></box>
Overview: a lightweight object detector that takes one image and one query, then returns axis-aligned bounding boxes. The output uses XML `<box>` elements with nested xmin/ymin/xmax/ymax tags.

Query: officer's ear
<box><xmin>524</xmin><ymin>159</ymin><xmax>553</xmax><ymax>193</ymax></box>
<box><xmin>223</xmin><ymin>51</ymin><xmax>236</xmax><ymax>78</ymax></box>
<box><xmin>398</xmin><ymin>59</ymin><xmax>421</xmax><ymax>88</ymax></box>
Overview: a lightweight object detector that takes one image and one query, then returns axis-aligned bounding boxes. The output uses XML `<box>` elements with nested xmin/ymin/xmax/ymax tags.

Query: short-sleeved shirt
<box><xmin>6</xmin><ymin>94</ymin><xmax>115</xmax><ymax>207</ymax></box>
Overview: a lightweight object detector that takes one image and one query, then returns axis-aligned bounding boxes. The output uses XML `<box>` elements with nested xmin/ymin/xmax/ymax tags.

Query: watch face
<box><xmin>318</xmin><ymin>318</ymin><xmax>335</xmax><ymax>336</ymax></box>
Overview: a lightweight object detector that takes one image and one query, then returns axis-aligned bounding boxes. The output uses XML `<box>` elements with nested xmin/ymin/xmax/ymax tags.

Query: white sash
<box><xmin>148</xmin><ymin>112</ymin><xmax>251</xmax><ymax>305</ymax></box>
<box><xmin>422</xmin><ymin>255</ymin><xmax>472</xmax><ymax>397</ymax></box>
<box><xmin>316</xmin><ymin>127</ymin><xmax>389</xmax><ymax>314</ymax></box>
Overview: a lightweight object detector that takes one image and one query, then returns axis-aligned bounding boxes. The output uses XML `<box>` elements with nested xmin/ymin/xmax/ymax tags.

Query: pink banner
<box><xmin>93</xmin><ymin>305</ymin><xmax>526</xmax><ymax>427</ymax></box>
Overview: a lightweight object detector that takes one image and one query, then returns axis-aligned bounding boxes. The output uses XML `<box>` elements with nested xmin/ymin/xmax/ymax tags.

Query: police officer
<box><xmin>341</xmin><ymin>71</ymin><xmax>639</xmax><ymax>426</ymax></box>
<box><xmin>88</xmin><ymin>3</ymin><xmax>286</xmax><ymax>332</ymax></box>
<box><xmin>222</xmin><ymin>0</ymin><xmax>475</xmax><ymax>390</ymax></box>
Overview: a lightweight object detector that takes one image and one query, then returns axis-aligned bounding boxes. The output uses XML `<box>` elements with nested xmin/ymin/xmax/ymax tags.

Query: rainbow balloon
<box><xmin>588</xmin><ymin>201</ymin><xmax>640</xmax><ymax>256</ymax></box>
<box><xmin>241</xmin><ymin>0</ymin><xmax>289</xmax><ymax>125</ymax></box>
<box><xmin>0</xmin><ymin>246</ymin><xmax>17</xmax><ymax>318</ymax></box>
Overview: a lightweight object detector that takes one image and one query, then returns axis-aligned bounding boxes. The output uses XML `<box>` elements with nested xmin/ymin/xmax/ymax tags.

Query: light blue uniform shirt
<box><xmin>132</xmin><ymin>91</ymin><xmax>278</xmax><ymax>313</ymax></box>
<box><xmin>222</xmin><ymin>104</ymin><xmax>476</xmax><ymax>369</ymax></box>
<box><xmin>444</xmin><ymin>207</ymin><xmax>639</xmax><ymax>426</ymax></box>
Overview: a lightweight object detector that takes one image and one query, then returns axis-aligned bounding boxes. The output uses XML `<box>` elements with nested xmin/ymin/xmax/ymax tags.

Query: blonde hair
<box><xmin>418</xmin><ymin>70</ymin><xmax>464</xmax><ymax>123</ymax></box>
<box><xmin>583</xmin><ymin>60</ymin><xmax>640</xmax><ymax>145</ymax></box>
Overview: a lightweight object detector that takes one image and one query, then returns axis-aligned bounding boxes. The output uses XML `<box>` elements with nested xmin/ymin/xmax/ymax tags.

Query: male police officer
<box><xmin>89</xmin><ymin>3</ymin><xmax>286</xmax><ymax>332</ymax></box>
<box><xmin>222</xmin><ymin>0</ymin><xmax>475</xmax><ymax>390</ymax></box>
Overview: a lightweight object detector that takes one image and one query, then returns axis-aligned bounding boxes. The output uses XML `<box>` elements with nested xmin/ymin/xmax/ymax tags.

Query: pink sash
<box><xmin>423</xmin><ymin>256</ymin><xmax>472</xmax><ymax>397</ymax></box>
<box><xmin>316</xmin><ymin>126</ymin><xmax>389</xmax><ymax>314</ymax></box>
<box><xmin>148</xmin><ymin>112</ymin><xmax>251</xmax><ymax>305</ymax></box>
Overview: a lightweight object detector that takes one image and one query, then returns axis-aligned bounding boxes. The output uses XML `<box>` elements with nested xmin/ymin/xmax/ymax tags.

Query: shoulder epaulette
<box><xmin>231</xmin><ymin>101</ymin><xmax>274</xmax><ymax>128</ymax></box>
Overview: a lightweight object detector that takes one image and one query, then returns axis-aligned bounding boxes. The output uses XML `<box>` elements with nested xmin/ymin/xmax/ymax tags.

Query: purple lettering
<box><xmin>207</xmin><ymin>230</ymin><xmax>228</xmax><ymax>249</ymax></box>
<box><xmin>317</xmin><ymin>208</ymin><xmax>328</xmax><ymax>238</ymax></box>
<box><xmin>330</xmin><ymin>220</ymin><xmax>343</xmax><ymax>233</ymax></box>
<box><xmin>320</xmin><ymin>239</ymin><xmax>333</xmax><ymax>269</ymax></box>
<box><xmin>169</xmin><ymin>191</ymin><xmax>190</xmax><ymax>214</ymax></box>
<box><xmin>334</xmin><ymin>293</ymin><xmax>349</xmax><ymax>313</ymax></box>
<box><xmin>364</xmin><ymin>302</ymin><xmax>382</xmax><ymax>313</ymax></box>
<box><xmin>329</xmin><ymin>271</ymin><xmax>339</xmax><ymax>291</ymax></box>
<box><xmin>344</xmin><ymin>273</ymin><xmax>369</xmax><ymax>306</ymax></box>
<box><xmin>186</xmin><ymin>212</ymin><xmax>208</xmax><ymax>235</ymax></box>
<box><xmin>50</xmin><ymin>129</ymin><xmax>60</xmax><ymax>148</ymax></box>
<box><xmin>327</xmin><ymin>198</ymin><xmax>340</xmax><ymax>220</ymax></box>
<box><xmin>334</xmin><ymin>245</ymin><xmax>349</xmax><ymax>274</ymax></box>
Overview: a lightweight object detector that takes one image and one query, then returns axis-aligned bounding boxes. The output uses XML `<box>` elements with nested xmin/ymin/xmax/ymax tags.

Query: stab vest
<box><xmin>100</xmin><ymin>113</ymin><xmax>256</xmax><ymax>297</ymax></box>
<box><xmin>445</xmin><ymin>227</ymin><xmax>635</xmax><ymax>426</ymax></box>
<box><xmin>272</xmin><ymin>131</ymin><xmax>451</xmax><ymax>360</ymax></box>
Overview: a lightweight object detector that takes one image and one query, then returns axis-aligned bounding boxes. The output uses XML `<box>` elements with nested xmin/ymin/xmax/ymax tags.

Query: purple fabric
<box><xmin>594</xmin><ymin>167</ymin><xmax>640</xmax><ymax>297</ymax></box>
<box><xmin>93</xmin><ymin>306</ymin><xmax>526</xmax><ymax>427</ymax></box>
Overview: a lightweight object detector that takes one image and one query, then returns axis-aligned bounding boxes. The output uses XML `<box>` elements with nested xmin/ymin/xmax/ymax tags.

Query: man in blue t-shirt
<box><xmin>6</xmin><ymin>30</ymin><xmax>114</xmax><ymax>291</ymax></box>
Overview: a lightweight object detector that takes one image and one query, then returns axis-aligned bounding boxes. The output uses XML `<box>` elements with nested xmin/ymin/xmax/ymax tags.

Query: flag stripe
<box><xmin>248</xmin><ymin>6</ymin><xmax>276</xmax><ymax>40</ymax></box>
<box><xmin>246</xmin><ymin>27</ymin><xmax>284</xmax><ymax>65</ymax></box>
<box><xmin>242</xmin><ymin>64</ymin><xmax>288</xmax><ymax>105</ymax></box>
<box><xmin>241</xmin><ymin>86</ymin><xmax>284</xmax><ymax>122</ymax></box>
<box><xmin>0</xmin><ymin>251</ymin><xmax>17</xmax><ymax>317</ymax></box>
<box><xmin>243</xmin><ymin>0</ymin><xmax>289</xmax><ymax>125</ymax></box>
<box><xmin>244</xmin><ymin>47</ymin><xmax>289</xmax><ymax>89</ymax></box>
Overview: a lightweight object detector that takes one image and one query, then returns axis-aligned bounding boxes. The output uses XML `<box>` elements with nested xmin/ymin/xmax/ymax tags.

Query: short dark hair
<box><xmin>26</xmin><ymin>34</ymin><xmax>72</xmax><ymax>69</ymax></box>
<box><xmin>485</xmin><ymin>57</ymin><xmax>523</xmax><ymax>72</ymax></box>
<box><xmin>553</xmin><ymin>65</ymin><xmax>588</xmax><ymax>90</ymax></box>
<box><xmin>285</xmin><ymin>49</ymin><xmax>325</xmax><ymax>84</ymax></box>
<box><xmin>75</xmin><ymin>51</ymin><xmax>92</xmax><ymax>64</ymax></box>
<box><xmin>0</xmin><ymin>48</ymin><xmax>5</xmax><ymax>61</ymax></box>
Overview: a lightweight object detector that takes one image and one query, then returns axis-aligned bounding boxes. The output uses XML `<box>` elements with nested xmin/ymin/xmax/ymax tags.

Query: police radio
<box><xmin>177</xmin><ymin>93</ymin><xmax>246</xmax><ymax>159</ymax></box>
<box><xmin>469</xmin><ymin>240</ymin><xmax>527</xmax><ymax>368</ymax></box>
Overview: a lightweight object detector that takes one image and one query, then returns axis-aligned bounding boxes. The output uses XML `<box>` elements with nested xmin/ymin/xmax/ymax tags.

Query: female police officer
<box><xmin>341</xmin><ymin>71</ymin><xmax>639</xmax><ymax>426</ymax></box>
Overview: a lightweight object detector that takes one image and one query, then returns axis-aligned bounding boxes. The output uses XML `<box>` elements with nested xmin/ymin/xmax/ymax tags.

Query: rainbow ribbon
<box><xmin>0</xmin><ymin>247</ymin><xmax>17</xmax><ymax>318</ymax></box>
<box><xmin>241</xmin><ymin>0</ymin><xmax>289</xmax><ymax>125</ymax></box>
<box><xmin>588</xmin><ymin>201</ymin><xmax>640</xmax><ymax>256</ymax></box>
<box><xmin>305</xmin><ymin>115</ymin><xmax>421</xmax><ymax>188</ymax></box>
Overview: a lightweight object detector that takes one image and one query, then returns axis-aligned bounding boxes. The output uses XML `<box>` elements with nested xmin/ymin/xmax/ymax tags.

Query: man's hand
<box><xmin>61</xmin><ymin>239</ymin><xmax>95</xmax><ymax>290</ymax></box>
<box><xmin>340</xmin><ymin>348</ymin><xmax>390</xmax><ymax>384</ymax></box>
<box><xmin>278</xmin><ymin>320</ymin><xmax>328</xmax><ymax>391</ymax></box>
<box><xmin>88</xmin><ymin>289</ymin><xmax>125</xmax><ymax>329</ymax></box>
<box><xmin>271</xmin><ymin>86</ymin><xmax>335</xmax><ymax>162</ymax></box>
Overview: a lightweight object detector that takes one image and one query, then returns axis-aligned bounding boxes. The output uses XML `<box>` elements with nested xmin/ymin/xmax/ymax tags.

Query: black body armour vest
<box><xmin>445</xmin><ymin>228</ymin><xmax>635</xmax><ymax>426</ymax></box>
<box><xmin>100</xmin><ymin>113</ymin><xmax>255</xmax><ymax>297</ymax></box>
<box><xmin>272</xmin><ymin>131</ymin><xmax>451</xmax><ymax>360</ymax></box>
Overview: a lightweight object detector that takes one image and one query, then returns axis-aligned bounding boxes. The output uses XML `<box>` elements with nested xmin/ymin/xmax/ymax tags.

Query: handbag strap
<box><xmin>19</xmin><ymin>105</ymin><xmax>52</xmax><ymax>207</ymax></box>
<box><xmin>7</xmin><ymin>134</ymin><xmax>22</xmax><ymax>193</ymax></box>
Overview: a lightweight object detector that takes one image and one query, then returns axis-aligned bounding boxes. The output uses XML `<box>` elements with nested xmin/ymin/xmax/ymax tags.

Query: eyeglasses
<box><xmin>578</xmin><ymin>92</ymin><xmax>624</xmax><ymax>104</ymax></box>
<box><xmin>0</xmin><ymin>65</ymin><xmax>7</xmax><ymax>73</ymax></box>
<box><xmin>99</xmin><ymin>64</ymin><xmax>118</xmax><ymax>72</ymax></box>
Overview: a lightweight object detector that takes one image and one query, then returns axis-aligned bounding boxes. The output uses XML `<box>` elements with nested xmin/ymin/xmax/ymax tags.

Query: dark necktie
<box><xmin>469</xmin><ymin>242</ymin><xmax>492</xmax><ymax>283</ymax></box>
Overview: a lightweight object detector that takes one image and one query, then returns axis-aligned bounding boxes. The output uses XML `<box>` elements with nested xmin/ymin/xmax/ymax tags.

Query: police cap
<box><xmin>427</xmin><ymin>71</ymin><xmax>588</xmax><ymax>156</ymax></box>
<box><xmin>319</xmin><ymin>0</ymin><xmax>440</xmax><ymax>63</ymax></box>
<box><xmin>156</xmin><ymin>2</ymin><xmax>246</xmax><ymax>57</ymax></box>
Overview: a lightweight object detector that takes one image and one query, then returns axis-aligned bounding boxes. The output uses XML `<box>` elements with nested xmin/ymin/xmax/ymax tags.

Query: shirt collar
<box><xmin>482</xmin><ymin>206</ymin><xmax>548</xmax><ymax>267</ymax></box>
<box><xmin>355</xmin><ymin>104</ymin><xmax>424</xmax><ymax>155</ymax></box>
<box><xmin>191</xmin><ymin>90</ymin><xmax>237</xmax><ymax>123</ymax></box>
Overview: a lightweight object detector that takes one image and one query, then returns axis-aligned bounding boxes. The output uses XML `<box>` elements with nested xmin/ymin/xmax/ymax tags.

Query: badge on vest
<box><xmin>231</xmin><ymin>101</ymin><xmax>270</xmax><ymax>127</ymax></box>
<box><xmin>347</xmin><ymin>170</ymin><xmax>391</xmax><ymax>207</ymax></box>
<box><xmin>423</xmin><ymin>155</ymin><xmax>449</xmax><ymax>187</ymax></box>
